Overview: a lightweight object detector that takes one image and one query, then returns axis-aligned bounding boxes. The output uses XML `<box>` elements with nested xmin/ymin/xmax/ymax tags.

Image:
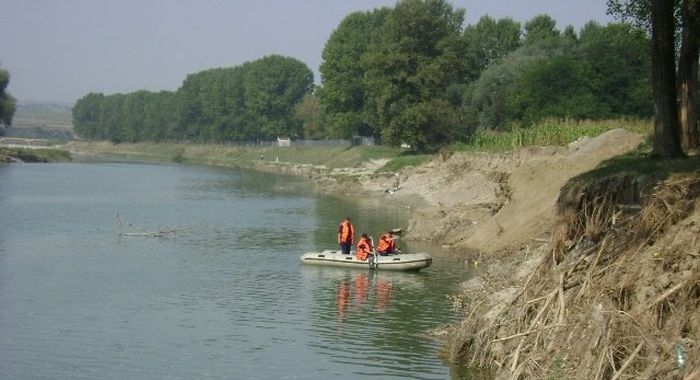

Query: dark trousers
<box><xmin>340</xmin><ymin>243</ymin><xmax>352</xmax><ymax>255</ymax></box>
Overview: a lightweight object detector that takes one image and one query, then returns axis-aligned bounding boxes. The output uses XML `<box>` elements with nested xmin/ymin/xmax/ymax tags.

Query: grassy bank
<box><xmin>62</xmin><ymin>118</ymin><xmax>652</xmax><ymax>171</ymax></box>
<box><xmin>0</xmin><ymin>147</ymin><xmax>72</xmax><ymax>163</ymax></box>
<box><xmin>64</xmin><ymin>141</ymin><xmax>403</xmax><ymax>170</ymax></box>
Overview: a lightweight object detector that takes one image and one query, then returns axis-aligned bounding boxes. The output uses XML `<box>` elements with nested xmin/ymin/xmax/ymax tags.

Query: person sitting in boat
<box><xmin>338</xmin><ymin>216</ymin><xmax>355</xmax><ymax>255</ymax></box>
<box><xmin>376</xmin><ymin>230</ymin><xmax>397</xmax><ymax>256</ymax></box>
<box><xmin>355</xmin><ymin>233</ymin><xmax>374</xmax><ymax>261</ymax></box>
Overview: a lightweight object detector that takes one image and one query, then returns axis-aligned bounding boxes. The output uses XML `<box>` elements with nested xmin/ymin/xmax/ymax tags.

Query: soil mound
<box><xmin>369</xmin><ymin>127</ymin><xmax>700</xmax><ymax>378</ymax></box>
<box><xmin>392</xmin><ymin>128</ymin><xmax>644</xmax><ymax>255</ymax></box>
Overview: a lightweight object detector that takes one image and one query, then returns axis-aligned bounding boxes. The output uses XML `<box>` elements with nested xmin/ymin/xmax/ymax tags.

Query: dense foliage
<box><xmin>73</xmin><ymin>0</ymin><xmax>659</xmax><ymax>152</ymax></box>
<box><xmin>463</xmin><ymin>21</ymin><xmax>651</xmax><ymax>130</ymax></box>
<box><xmin>363</xmin><ymin>0</ymin><xmax>468</xmax><ymax>152</ymax></box>
<box><xmin>319</xmin><ymin>2</ymin><xmax>654</xmax><ymax>151</ymax></box>
<box><xmin>73</xmin><ymin>55</ymin><xmax>313</xmax><ymax>143</ymax></box>
<box><xmin>317</xmin><ymin>8</ymin><xmax>390</xmax><ymax>139</ymax></box>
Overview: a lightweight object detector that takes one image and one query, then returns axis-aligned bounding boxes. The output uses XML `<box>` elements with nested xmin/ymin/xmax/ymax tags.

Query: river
<box><xmin>0</xmin><ymin>160</ymin><xmax>475</xmax><ymax>379</ymax></box>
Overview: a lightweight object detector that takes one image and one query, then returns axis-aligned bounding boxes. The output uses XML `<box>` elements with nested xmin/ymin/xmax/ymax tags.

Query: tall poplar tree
<box><xmin>363</xmin><ymin>0</ymin><xmax>467</xmax><ymax>151</ymax></box>
<box><xmin>318</xmin><ymin>9</ymin><xmax>390</xmax><ymax>138</ymax></box>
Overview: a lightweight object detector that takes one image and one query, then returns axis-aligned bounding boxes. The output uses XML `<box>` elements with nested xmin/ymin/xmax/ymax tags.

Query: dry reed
<box><xmin>443</xmin><ymin>174</ymin><xmax>700</xmax><ymax>379</ymax></box>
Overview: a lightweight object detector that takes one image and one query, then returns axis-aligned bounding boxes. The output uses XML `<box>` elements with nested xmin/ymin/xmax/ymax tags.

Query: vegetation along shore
<box><xmin>60</xmin><ymin>119</ymin><xmax>700</xmax><ymax>379</ymax></box>
<box><xmin>2</xmin><ymin>0</ymin><xmax>699</xmax><ymax>378</ymax></box>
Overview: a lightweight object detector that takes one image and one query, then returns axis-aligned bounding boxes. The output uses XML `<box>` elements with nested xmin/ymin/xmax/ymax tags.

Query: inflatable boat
<box><xmin>299</xmin><ymin>250</ymin><xmax>432</xmax><ymax>271</ymax></box>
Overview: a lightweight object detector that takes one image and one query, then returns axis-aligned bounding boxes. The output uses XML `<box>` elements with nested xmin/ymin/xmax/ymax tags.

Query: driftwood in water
<box><xmin>116</xmin><ymin>213</ymin><xmax>178</xmax><ymax>237</ymax></box>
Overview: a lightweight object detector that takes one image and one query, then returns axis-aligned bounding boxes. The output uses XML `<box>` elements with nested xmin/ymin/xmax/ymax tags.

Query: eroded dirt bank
<box><xmin>361</xmin><ymin>129</ymin><xmax>645</xmax><ymax>254</ymax></box>
<box><xmin>343</xmin><ymin>128</ymin><xmax>698</xmax><ymax>379</ymax></box>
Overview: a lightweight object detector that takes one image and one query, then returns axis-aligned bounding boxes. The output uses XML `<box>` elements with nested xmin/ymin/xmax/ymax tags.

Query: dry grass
<box><xmin>442</xmin><ymin>174</ymin><xmax>700</xmax><ymax>379</ymax></box>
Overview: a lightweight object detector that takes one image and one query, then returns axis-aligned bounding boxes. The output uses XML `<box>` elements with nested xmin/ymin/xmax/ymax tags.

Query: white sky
<box><xmin>0</xmin><ymin>0</ymin><xmax>614</xmax><ymax>104</ymax></box>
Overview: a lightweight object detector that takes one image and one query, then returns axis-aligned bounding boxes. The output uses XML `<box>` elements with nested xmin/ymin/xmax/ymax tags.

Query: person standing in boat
<box><xmin>338</xmin><ymin>216</ymin><xmax>355</xmax><ymax>255</ymax></box>
<box><xmin>376</xmin><ymin>230</ymin><xmax>397</xmax><ymax>256</ymax></box>
<box><xmin>355</xmin><ymin>233</ymin><xmax>374</xmax><ymax>261</ymax></box>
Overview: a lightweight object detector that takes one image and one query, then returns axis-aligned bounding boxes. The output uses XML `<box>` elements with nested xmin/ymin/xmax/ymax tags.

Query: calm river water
<box><xmin>0</xmin><ymin>160</ymin><xmax>475</xmax><ymax>379</ymax></box>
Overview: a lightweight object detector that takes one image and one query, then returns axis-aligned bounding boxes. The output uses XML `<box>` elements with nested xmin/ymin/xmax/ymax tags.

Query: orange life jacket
<box><xmin>377</xmin><ymin>233</ymin><xmax>395</xmax><ymax>253</ymax></box>
<box><xmin>338</xmin><ymin>220</ymin><xmax>354</xmax><ymax>244</ymax></box>
<box><xmin>337</xmin><ymin>282</ymin><xmax>349</xmax><ymax>318</ymax></box>
<box><xmin>356</xmin><ymin>236</ymin><xmax>373</xmax><ymax>261</ymax></box>
<box><xmin>354</xmin><ymin>273</ymin><xmax>369</xmax><ymax>304</ymax></box>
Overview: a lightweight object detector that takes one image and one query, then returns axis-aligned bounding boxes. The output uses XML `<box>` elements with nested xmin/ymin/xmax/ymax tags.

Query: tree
<box><xmin>509</xmin><ymin>54</ymin><xmax>602</xmax><ymax>124</ymax></box>
<box><xmin>0</xmin><ymin>68</ymin><xmax>16</xmax><ymax>128</ymax></box>
<box><xmin>141</xmin><ymin>91</ymin><xmax>178</xmax><ymax>142</ymax></box>
<box><xmin>523</xmin><ymin>14</ymin><xmax>560</xmax><ymax>45</ymax></box>
<box><xmin>73</xmin><ymin>55</ymin><xmax>312</xmax><ymax>143</ymax></box>
<box><xmin>650</xmin><ymin>0</ymin><xmax>684</xmax><ymax>157</ymax></box>
<box><xmin>463</xmin><ymin>33</ymin><xmax>572</xmax><ymax>131</ymax></box>
<box><xmin>678</xmin><ymin>0</ymin><xmax>700</xmax><ymax>149</ymax></box>
<box><xmin>176</xmin><ymin>67</ymin><xmax>246</xmax><ymax>142</ymax></box>
<box><xmin>462</xmin><ymin>16</ymin><xmax>521</xmax><ymax>80</ymax></box>
<box><xmin>100</xmin><ymin>94</ymin><xmax>126</xmax><ymax>143</ymax></box>
<box><xmin>73</xmin><ymin>92</ymin><xmax>105</xmax><ymax>139</ymax></box>
<box><xmin>318</xmin><ymin>9</ymin><xmax>390</xmax><ymax>139</ymax></box>
<box><xmin>295</xmin><ymin>92</ymin><xmax>331</xmax><ymax>139</ymax></box>
<box><xmin>243</xmin><ymin>55</ymin><xmax>314</xmax><ymax>139</ymax></box>
<box><xmin>577</xmin><ymin>22</ymin><xmax>652</xmax><ymax>118</ymax></box>
<box><xmin>121</xmin><ymin>91</ymin><xmax>148</xmax><ymax>142</ymax></box>
<box><xmin>363</xmin><ymin>0</ymin><xmax>467</xmax><ymax>151</ymax></box>
<box><xmin>608</xmin><ymin>0</ymin><xmax>695</xmax><ymax>155</ymax></box>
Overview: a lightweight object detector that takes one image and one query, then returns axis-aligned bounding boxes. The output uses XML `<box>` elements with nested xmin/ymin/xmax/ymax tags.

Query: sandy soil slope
<box><xmin>366</xmin><ymin>128</ymin><xmax>644</xmax><ymax>257</ymax></box>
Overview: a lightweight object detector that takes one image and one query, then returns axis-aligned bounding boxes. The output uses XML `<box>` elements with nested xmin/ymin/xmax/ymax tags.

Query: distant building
<box><xmin>277</xmin><ymin>137</ymin><xmax>291</xmax><ymax>147</ymax></box>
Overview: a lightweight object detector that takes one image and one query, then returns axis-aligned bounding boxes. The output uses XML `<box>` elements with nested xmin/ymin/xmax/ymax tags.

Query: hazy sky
<box><xmin>0</xmin><ymin>0</ymin><xmax>614</xmax><ymax>104</ymax></box>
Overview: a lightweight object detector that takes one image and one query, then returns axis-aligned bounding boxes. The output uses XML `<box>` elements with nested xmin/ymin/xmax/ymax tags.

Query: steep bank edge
<box><xmin>439</xmin><ymin>145</ymin><xmax>700</xmax><ymax>377</ymax></box>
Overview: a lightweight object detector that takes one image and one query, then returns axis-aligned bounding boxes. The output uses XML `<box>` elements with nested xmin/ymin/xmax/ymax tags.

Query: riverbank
<box><xmin>0</xmin><ymin>146</ymin><xmax>72</xmax><ymax>163</ymax></box>
<box><xmin>59</xmin><ymin>130</ymin><xmax>700</xmax><ymax>379</ymax></box>
<box><xmin>431</xmin><ymin>134</ymin><xmax>700</xmax><ymax>378</ymax></box>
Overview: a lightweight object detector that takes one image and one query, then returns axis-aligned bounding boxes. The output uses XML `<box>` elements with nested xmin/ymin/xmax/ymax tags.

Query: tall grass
<box><xmin>453</xmin><ymin>118</ymin><xmax>652</xmax><ymax>153</ymax></box>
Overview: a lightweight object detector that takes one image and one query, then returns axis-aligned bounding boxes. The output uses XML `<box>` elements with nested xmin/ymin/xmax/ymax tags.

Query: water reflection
<box><xmin>336</xmin><ymin>271</ymin><xmax>396</xmax><ymax>321</ymax></box>
<box><xmin>302</xmin><ymin>265</ymin><xmax>454</xmax><ymax>379</ymax></box>
<box><xmin>181</xmin><ymin>166</ymin><xmax>313</xmax><ymax>200</ymax></box>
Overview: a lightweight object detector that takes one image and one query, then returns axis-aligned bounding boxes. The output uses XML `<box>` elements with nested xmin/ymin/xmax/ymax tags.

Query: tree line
<box><xmin>70</xmin><ymin>0</ymin><xmax>697</xmax><ymax>156</ymax></box>
<box><xmin>315</xmin><ymin>4</ymin><xmax>653</xmax><ymax>152</ymax></box>
<box><xmin>73</xmin><ymin>55</ymin><xmax>313</xmax><ymax>143</ymax></box>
